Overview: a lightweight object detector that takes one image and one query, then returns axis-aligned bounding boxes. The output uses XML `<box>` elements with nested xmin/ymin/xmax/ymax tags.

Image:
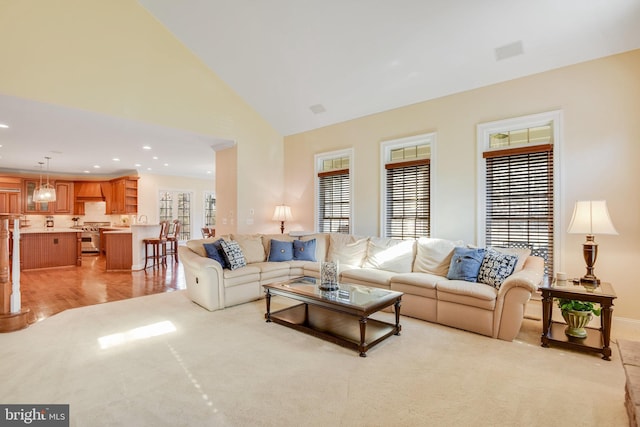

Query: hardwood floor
<box><xmin>18</xmin><ymin>254</ymin><xmax>186</xmax><ymax>324</ymax></box>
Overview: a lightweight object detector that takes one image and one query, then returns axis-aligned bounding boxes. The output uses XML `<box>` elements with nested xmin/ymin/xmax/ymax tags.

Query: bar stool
<box><xmin>143</xmin><ymin>221</ymin><xmax>169</xmax><ymax>269</ymax></box>
<box><xmin>166</xmin><ymin>220</ymin><xmax>181</xmax><ymax>263</ymax></box>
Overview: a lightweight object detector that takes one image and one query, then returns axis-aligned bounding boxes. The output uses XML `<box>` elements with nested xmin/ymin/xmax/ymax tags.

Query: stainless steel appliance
<box><xmin>75</xmin><ymin>222</ymin><xmax>110</xmax><ymax>254</ymax></box>
<box><xmin>45</xmin><ymin>216</ymin><xmax>54</xmax><ymax>228</ymax></box>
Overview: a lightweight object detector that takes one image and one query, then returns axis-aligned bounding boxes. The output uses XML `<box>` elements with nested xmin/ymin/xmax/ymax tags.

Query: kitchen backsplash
<box><xmin>24</xmin><ymin>201</ymin><xmax>121</xmax><ymax>228</ymax></box>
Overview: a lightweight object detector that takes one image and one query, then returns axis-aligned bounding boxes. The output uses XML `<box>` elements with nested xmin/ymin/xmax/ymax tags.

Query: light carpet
<box><xmin>0</xmin><ymin>291</ymin><xmax>629</xmax><ymax>426</ymax></box>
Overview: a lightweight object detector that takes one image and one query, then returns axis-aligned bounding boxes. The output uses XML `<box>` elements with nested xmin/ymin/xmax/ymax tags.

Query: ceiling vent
<box><xmin>309</xmin><ymin>104</ymin><xmax>326</xmax><ymax>114</ymax></box>
<box><xmin>495</xmin><ymin>40</ymin><xmax>524</xmax><ymax>61</ymax></box>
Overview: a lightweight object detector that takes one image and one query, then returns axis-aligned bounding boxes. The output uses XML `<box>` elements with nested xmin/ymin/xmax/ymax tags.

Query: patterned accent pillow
<box><xmin>477</xmin><ymin>249</ymin><xmax>518</xmax><ymax>289</ymax></box>
<box><xmin>447</xmin><ymin>247</ymin><xmax>485</xmax><ymax>282</ymax></box>
<box><xmin>203</xmin><ymin>240</ymin><xmax>230</xmax><ymax>269</ymax></box>
<box><xmin>219</xmin><ymin>240</ymin><xmax>247</xmax><ymax>270</ymax></box>
<box><xmin>268</xmin><ymin>239</ymin><xmax>294</xmax><ymax>262</ymax></box>
<box><xmin>293</xmin><ymin>239</ymin><xmax>316</xmax><ymax>261</ymax></box>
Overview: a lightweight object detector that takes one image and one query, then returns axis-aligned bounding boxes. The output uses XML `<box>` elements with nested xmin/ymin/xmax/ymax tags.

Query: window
<box><xmin>159</xmin><ymin>190</ymin><xmax>192</xmax><ymax>241</ymax></box>
<box><xmin>478</xmin><ymin>111</ymin><xmax>561</xmax><ymax>283</ymax></box>
<box><xmin>315</xmin><ymin>149</ymin><xmax>353</xmax><ymax>233</ymax></box>
<box><xmin>381</xmin><ymin>134</ymin><xmax>433</xmax><ymax>239</ymax></box>
<box><xmin>203</xmin><ymin>192</ymin><xmax>216</xmax><ymax>227</ymax></box>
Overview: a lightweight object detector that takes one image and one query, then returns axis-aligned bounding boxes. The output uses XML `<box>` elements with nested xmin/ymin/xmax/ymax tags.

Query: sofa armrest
<box><xmin>179</xmin><ymin>246</ymin><xmax>225</xmax><ymax>311</ymax></box>
<box><xmin>498</xmin><ymin>255</ymin><xmax>545</xmax><ymax>297</ymax></box>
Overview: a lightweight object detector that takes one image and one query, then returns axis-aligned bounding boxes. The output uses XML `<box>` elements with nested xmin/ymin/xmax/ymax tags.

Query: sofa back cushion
<box><xmin>328</xmin><ymin>233</ymin><xmax>368</xmax><ymax>268</ymax></box>
<box><xmin>362</xmin><ymin>237</ymin><xmax>416</xmax><ymax>273</ymax></box>
<box><xmin>301</xmin><ymin>233</ymin><xmax>328</xmax><ymax>263</ymax></box>
<box><xmin>186</xmin><ymin>237</ymin><xmax>221</xmax><ymax>258</ymax></box>
<box><xmin>262</xmin><ymin>234</ymin><xmax>295</xmax><ymax>257</ymax></box>
<box><xmin>413</xmin><ymin>237</ymin><xmax>463</xmax><ymax>276</ymax></box>
<box><xmin>231</xmin><ymin>234</ymin><xmax>266</xmax><ymax>263</ymax></box>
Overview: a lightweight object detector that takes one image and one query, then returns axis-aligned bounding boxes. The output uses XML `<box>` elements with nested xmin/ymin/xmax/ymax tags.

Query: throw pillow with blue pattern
<box><xmin>219</xmin><ymin>240</ymin><xmax>247</xmax><ymax>270</ymax></box>
<box><xmin>447</xmin><ymin>247</ymin><xmax>485</xmax><ymax>282</ymax></box>
<box><xmin>477</xmin><ymin>248</ymin><xmax>518</xmax><ymax>289</ymax></box>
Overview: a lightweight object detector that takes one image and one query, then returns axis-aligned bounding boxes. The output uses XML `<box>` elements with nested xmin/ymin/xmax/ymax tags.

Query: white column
<box><xmin>10</xmin><ymin>219</ymin><xmax>21</xmax><ymax>313</ymax></box>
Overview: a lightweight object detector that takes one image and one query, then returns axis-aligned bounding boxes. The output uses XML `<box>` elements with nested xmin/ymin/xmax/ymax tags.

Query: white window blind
<box><xmin>385</xmin><ymin>159</ymin><xmax>430</xmax><ymax>239</ymax></box>
<box><xmin>484</xmin><ymin>144</ymin><xmax>554</xmax><ymax>277</ymax></box>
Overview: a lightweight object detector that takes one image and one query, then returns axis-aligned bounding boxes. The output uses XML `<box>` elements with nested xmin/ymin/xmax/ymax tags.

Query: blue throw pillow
<box><xmin>477</xmin><ymin>248</ymin><xmax>518</xmax><ymax>289</ymax></box>
<box><xmin>268</xmin><ymin>239</ymin><xmax>294</xmax><ymax>262</ymax></box>
<box><xmin>203</xmin><ymin>241</ymin><xmax>230</xmax><ymax>269</ymax></box>
<box><xmin>293</xmin><ymin>239</ymin><xmax>316</xmax><ymax>261</ymax></box>
<box><xmin>447</xmin><ymin>247</ymin><xmax>486</xmax><ymax>282</ymax></box>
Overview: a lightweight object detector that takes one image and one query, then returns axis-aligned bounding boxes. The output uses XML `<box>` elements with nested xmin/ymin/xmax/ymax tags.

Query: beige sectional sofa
<box><xmin>179</xmin><ymin>232</ymin><xmax>544</xmax><ymax>341</ymax></box>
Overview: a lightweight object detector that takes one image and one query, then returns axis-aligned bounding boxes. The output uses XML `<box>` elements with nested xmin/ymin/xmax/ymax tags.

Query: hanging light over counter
<box><xmin>33</xmin><ymin>156</ymin><xmax>57</xmax><ymax>203</ymax></box>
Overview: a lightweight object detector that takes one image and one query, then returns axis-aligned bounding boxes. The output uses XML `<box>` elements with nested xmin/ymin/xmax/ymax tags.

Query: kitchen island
<box><xmin>103</xmin><ymin>230</ymin><xmax>132</xmax><ymax>271</ymax></box>
<box><xmin>19</xmin><ymin>228</ymin><xmax>82</xmax><ymax>270</ymax></box>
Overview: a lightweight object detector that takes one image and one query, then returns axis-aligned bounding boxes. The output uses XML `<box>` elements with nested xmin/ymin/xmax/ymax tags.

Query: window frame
<box><xmin>314</xmin><ymin>148</ymin><xmax>354</xmax><ymax>234</ymax></box>
<box><xmin>158</xmin><ymin>189</ymin><xmax>194</xmax><ymax>241</ymax></box>
<box><xmin>476</xmin><ymin>110</ymin><xmax>563</xmax><ymax>277</ymax></box>
<box><xmin>380</xmin><ymin>133</ymin><xmax>436</xmax><ymax>238</ymax></box>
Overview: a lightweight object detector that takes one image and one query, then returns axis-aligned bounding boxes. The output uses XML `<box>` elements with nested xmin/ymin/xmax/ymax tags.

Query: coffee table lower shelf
<box><xmin>267</xmin><ymin>303</ymin><xmax>399</xmax><ymax>357</ymax></box>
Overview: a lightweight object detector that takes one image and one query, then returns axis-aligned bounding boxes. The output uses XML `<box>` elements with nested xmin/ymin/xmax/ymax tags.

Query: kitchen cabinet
<box><xmin>23</xmin><ymin>179</ymin><xmax>51</xmax><ymax>213</ymax></box>
<box><xmin>106</xmin><ymin>177</ymin><xmax>138</xmax><ymax>214</ymax></box>
<box><xmin>20</xmin><ymin>230</ymin><xmax>82</xmax><ymax>270</ymax></box>
<box><xmin>104</xmin><ymin>231</ymin><xmax>132</xmax><ymax>271</ymax></box>
<box><xmin>53</xmin><ymin>181</ymin><xmax>73</xmax><ymax>214</ymax></box>
<box><xmin>24</xmin><ymin>179</ymin><xmax>74</xmax><ymax>214</ymax></box>
<box><xmin>0</xmin><ymin>191</ymin><xmax>20</xmax><ymax>214</ymax></box>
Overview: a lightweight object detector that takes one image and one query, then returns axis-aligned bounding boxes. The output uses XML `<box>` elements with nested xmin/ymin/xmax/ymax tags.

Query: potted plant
<box><xmin>557</xmin><ymin>298</ymin><xmax>601</xmax><ymax>338</ymax></box>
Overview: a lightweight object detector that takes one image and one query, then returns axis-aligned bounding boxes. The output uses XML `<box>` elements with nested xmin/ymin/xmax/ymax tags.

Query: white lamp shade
<box><xmin>567</xmin><ymin>200</ymin><xmax>617</xmax><ymax>235</ymax></box>
<box><xmin>272</xmin><ymin>205</ymin><xmax>292</xmax><ymax>221</ymax></box>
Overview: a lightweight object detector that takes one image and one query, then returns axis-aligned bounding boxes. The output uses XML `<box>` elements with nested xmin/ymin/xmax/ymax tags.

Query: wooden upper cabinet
<box><xmin>53</xmin><ymin>181</ymin><xmax>73</xmax><ymax>214</ymax></box>
<box><xmin>0</xmin><ymin>176</ymin><xmax>22</xmax><ymax>214</ymax></box>
<box><xmin>23</xmin><ymin>179</ymin><xmax>50</xmax><ymax>213</ymax></box>
<box><xmin>107</xmin><ymin>177</ymin><xmax>138</xmax><ymax>214</ymax></box>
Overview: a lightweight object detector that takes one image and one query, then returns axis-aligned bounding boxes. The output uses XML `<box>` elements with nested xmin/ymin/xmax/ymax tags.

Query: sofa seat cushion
<box><xmin>340</xmin><ymin>268</ymin><xmax>397</xmax><ymax>288</ymax></box>
<box><xmin>252</xmin><ymin>261</ymin><xmax>291</xmax><ymax>281</ymax></box>
<box><xmin>436</xmin><ymin>280</ymin><xmax>497</xmax><ymax>310</ymax></box>
<box><xmin>222</xmin><ymin>265</ymin><xmax>261</xmax><ymax>287</ymax></box>
<box><xmin>389</xmin><ymin>272</ymin><xmax>440</xmax><ymax>298</ymax></box>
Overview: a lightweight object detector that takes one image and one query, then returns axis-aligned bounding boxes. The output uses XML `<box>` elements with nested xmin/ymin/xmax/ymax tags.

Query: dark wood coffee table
<box><xmin>264</xmin><ymin>277</ymin><xmax>403</xmax><ymax>357</ymax></box>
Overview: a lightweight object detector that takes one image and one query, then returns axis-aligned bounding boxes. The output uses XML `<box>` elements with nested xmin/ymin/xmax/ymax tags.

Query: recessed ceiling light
<box><xmin>83</xmin><ymin>170</ymin><xmax>91</xmax><ymax>174</ymax></box>
<box><xmin>152</xmin><ymin>156</ymin><xmax>158</xmax><ymax>160</ymax></box>
<box><xmin>206</xmin><ymin>171</ymin><xmax>212</xmax><ymax>174</ymax></box>
<box><xmin>0</xmin><ymin>124</ymin><xmax>8</xmax><ymax>129</ymax></box>
<box><xmin>142</xmin><ymin>145</ymin><xmax>151</xmax><ymax>150</ymax></box>
<box><xmin>163</xmin><ymin>163</ymin><xmax>169</xmax><ymax>167</ymax></box>
<box><xmin>112</xmin><ymin>158</ymin><xmax>120</xmax><ymax>162</ymax></box>
<box><xmin>134</xmin><ymin>163</ymin><xmax>141</xmax><ymax>167</ymax></box>
<box><xmin>147</xmin><ymin>167</ymin><xmax>152</xmax><ymax>171</ymax></box>
<box><xmin>93</xmin><ymin>165</ymin><xmax>101</xmax><ymax>169</ymax></box>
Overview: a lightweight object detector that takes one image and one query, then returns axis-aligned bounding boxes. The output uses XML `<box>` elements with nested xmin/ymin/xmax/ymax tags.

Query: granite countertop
<box><xmin>20</xmin><ymin>228</ymin><xmax>82</xmax><ymax>234</ymax></box>
<box><xmin>103</xmin><ymin>230</ymin><xmax>132</xmax><ymax>234</ymax></box>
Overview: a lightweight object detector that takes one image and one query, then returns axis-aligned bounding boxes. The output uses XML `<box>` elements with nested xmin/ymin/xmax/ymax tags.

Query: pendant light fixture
<box><xmin>34</xmin><ymin>156</ymin><xmax>57</xmax><ymax>202</ymax></box>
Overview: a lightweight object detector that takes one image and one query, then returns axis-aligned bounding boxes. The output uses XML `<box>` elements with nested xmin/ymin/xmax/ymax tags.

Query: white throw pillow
<box><xmin>363</xmin><ymin>237</ymin><xmax>416</xmax><ymax>273</ymax></box>
<box><xmin>413</xmin><ymin>237</ymin><xmax>463</xmax><ymax>276</ymax></box>
<box><xmin>328</xmin><ymin>234</ymin><xmax>368</xmax><ymax>267</ymax></box>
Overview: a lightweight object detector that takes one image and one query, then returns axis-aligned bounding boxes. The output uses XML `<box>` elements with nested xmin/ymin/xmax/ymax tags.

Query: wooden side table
<box><xmin>540</xmin><ymin>281</ymin><xmax>616</xmax><ymax>360</ymax></box>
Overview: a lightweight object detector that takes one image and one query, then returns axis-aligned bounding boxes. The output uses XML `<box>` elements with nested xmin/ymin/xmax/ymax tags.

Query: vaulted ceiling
<box><xmin>1</xmin><ymin>0</ymin><xmax>639</xmax><ymax>178</ymax></box>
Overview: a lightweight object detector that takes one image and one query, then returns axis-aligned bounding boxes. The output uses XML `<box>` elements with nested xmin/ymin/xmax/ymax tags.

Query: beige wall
<box><xmin>0</xmin><ymin>0</ymin><xmax>284</xmax><ymax>234</ymax></box>
<box><xmin>284</xmin><ymin>49</ymin><xmax>640</xmax><ymax>320</ymax></box>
